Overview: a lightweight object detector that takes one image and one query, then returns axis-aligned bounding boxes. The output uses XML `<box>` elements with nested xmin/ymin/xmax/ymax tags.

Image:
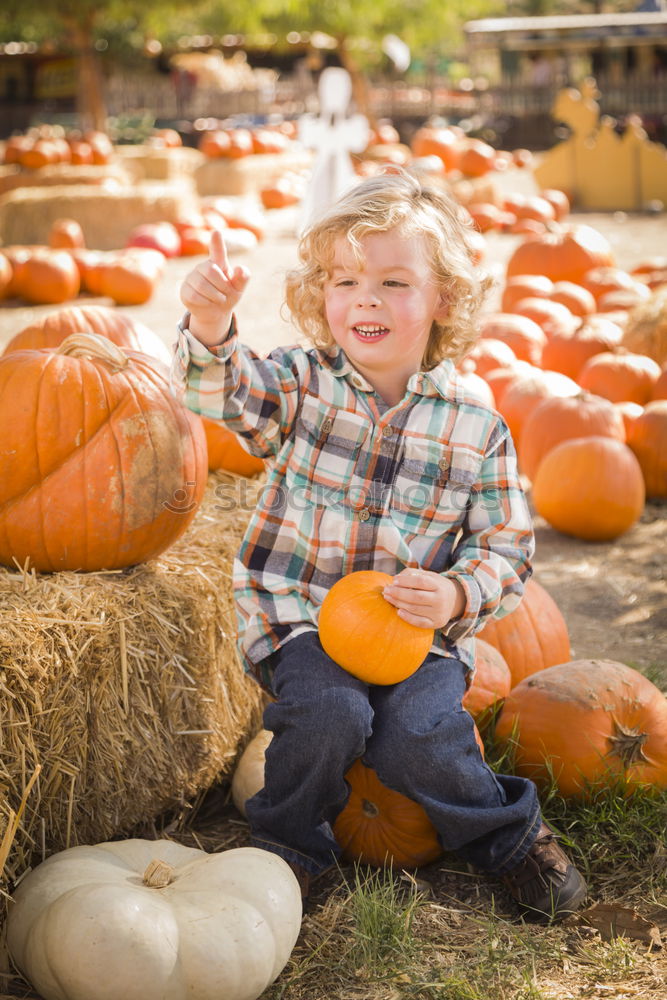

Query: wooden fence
<box><xmin>5</xmin><ymin>69</ymin><xmax>666</xmax><ymax>148</ymax></box>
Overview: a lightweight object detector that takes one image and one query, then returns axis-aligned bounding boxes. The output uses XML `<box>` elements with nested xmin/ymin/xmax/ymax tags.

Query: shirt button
<box><xmin>381</xmin><ymin>425</ymin><xmax>394</xmax><ymax>438</ymax></box>
<box><xmin>321</xmin><ymin>417</ymin><xmax>333</xmax><ymax>434</ymax></box>
<box><xmin>438</xmin><ymin>457</ymin><xmax>449</xmax><ymax>472</ymax></box>
<box><xmin>357</xmin><ymin>507</ymin><xmax>371</xmax><ymax>522</ymax></box>
<box><xmin>351</xmin><ymin>375</ymin><xmax>364</xmax><ymax>388</ymax></box>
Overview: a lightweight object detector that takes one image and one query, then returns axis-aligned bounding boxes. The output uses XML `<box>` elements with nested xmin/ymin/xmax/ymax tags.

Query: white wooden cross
<box><xmin>297</xmin><ymin>66</ymin><xmax>370</xmax><ymax>232</ymax></box>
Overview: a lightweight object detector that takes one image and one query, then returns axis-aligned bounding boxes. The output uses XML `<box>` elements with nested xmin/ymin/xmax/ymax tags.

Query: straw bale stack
<box><xmin>0</xmin><ymin>181</ymin><xmax>200</xmax><ymax>250</ymax></box>
<box><xmin>0</xmin><ymin>471</ymin><xmax>264</xmax><ymax>907</ymax></box>
<box><xmin>0</xmin><ymin>162</ymin><xmax>134</xmax><ymax>197</ymax></box>
<box><xmin>195</xmin><ymin>150</ymin><xmax>312</xmax><ymax>197</ymax></box>
<box><xmin>114</xmin><ymin>145</ymin><xmax>205</xmax><ymax>182</ymax></box>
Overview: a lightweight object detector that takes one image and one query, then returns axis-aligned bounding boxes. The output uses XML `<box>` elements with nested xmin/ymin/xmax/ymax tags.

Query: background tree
<box><xmin>196</xmin><ymin>0</ymin><xmax>505</xmax><ymax>119</ymax></box>
<box><xmin>0</xmin><ymin>0</ymin><xmax>219</xmax><ymax>131</ymax></box>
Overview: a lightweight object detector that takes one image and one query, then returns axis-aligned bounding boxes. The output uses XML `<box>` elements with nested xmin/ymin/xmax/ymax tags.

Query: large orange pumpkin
<box><xmin>95</xmin><ymin>249</ymin><xmax>164</xmax><ymax>306</ymax></box>
<box><xmin>494</xmin><ymin>659</ymin><xmax>667</xmax><ymax>798</ymax></box>
<box><xmin>478</xmin><ymin>578</ymin><xmax>570</xmax><ymax>687</ymax></box>
<box><xmin>540</xmin><ymin>316</ymin><xmax>623</xmax><ymax>380</ymax></box>
<box><xmin>496</xmin><ymin>369</ymin><xmax>579</xmax><ymax>444</ymax></box>
<box><xmin>532</xmin><ymin>436</ymin><xmax>645</xmax><ymax>541</ymax></box>
<box><xmin>625</xmin><ymin>399</ymin><xmax>667</xmax><ymax>499</ymax></box>
<box><xmin>318</xmin><ymin>571</ymin><xmax>434</xmax><ymax>685</ymax></box>
<box><xmin>506</xmin><ymin>225</ymin><xmax>615</xmax><ymax>285</ymax></box>
<box><xmin>483</xmin><ymin>361</ymin><xmax>537</xmax><ymax>410</ymax></box>
<box><xmin>511</xmin><ymin>296</ymin><xmax>579</xmax><ymax>340</ymax></box>
<box><xmin>549</xmin><ymin>281</ymin><xmax>596</xmax><ymax>318</ymax></box>
<box><xmin>577</xmin><ymin>351</ymin><xmax>661</xmax><ymax>405</ymax></box>
<box><xmin>500</xmin><ymin>274</ymin><xmax>554</xmax><ymax>313</ymax></box>
<box><xmin>12</xmin><ymin>248</ymin><xmax>80</xmax><ymax>305</ymax></box>
<box><xmin>410</xmin><ymin>125</ymin><xmax>461</xmax><ymax>171</ymax></box>
<box><xmin>479</xmin><ymin>313</ymin><xmax>546</xmax><ymax>366</ymax></box>
<box><xmin>458</xmin><ymin>139</ymin><xmax>497</xmax><ymax>178</ymax></box>
<box><xmin>518</xmin><ymin>391</ymin><xmax>626</xmax><ymax>482</ymax></box>
<box><xmin>202</xmin><ymin>416</ymin><xmax>265</xmax><ymax>476</ymax></box>
<box><xmin>0</xmin><ymin>333</ymin><xmax>207</xmax><ymax>571</ymax></box>
<box><xmin>580</xmin><ymin>266</ymin><xmax>648</xmax><ymax>305</ymax></box>
<box><xmin>461</xmin><ymin>338</ymin><xmax>517</xmax><ymax>378</ymax></box>
<box><xmin>2</xmin><ymin>305</ymin><xmax>171</xmax><ymax>365</ymax></box>
<box><xmin>462</xmin><ymin>638</ymin><xmax>512</xmax><ymax>723</ymax></box>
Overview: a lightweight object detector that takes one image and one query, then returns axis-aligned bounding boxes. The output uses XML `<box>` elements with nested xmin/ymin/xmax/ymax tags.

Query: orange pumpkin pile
<box><xmin>197</xmin><ymin>122</ymin><xmax>296</xmax><ymax>159</ymax></box>
<box><xmin>459</xmin><ymin>222</ymin><xmax>667</xmax><ymax>537</ymax></box>
<box><xmin>2</xmin><ymin>126</ymin><xmax>114</xmax><ymax>169</ymax></box>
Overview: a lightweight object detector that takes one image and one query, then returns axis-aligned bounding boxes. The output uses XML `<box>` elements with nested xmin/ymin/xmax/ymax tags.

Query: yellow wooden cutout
<box><xmin>533</xmin><ymin>78</ymin><xmax>667</xmax><ymax>211</ymax></box>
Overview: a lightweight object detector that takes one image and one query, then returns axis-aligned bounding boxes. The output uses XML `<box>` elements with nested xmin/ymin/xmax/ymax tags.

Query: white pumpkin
<box><xmin>7</xmin><ymin>840</ymin><xmax>301</xmax><ymax>1000</ymax></box>
<box><xmin>232</xmin><ymin>729</ymin><xmax>273</xmax><ymax>817</ymax></box>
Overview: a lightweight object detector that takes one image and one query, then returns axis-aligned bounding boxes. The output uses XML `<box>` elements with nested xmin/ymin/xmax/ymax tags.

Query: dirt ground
<box><xmin>1</xmin><ymin>203</ymin><xmax>665</xmax><ymax>675</ymax></box>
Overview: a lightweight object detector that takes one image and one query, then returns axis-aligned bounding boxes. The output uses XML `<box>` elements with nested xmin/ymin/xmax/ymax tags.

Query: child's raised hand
<box><xmin>383</xmin><ymin>568</ymin><xmax>466</xmax><ymax>631</ymax></box>
<box><xmin>180</xmin><ymin>229</ymin><xmax>250</xmax><ymax>347</ymax></box>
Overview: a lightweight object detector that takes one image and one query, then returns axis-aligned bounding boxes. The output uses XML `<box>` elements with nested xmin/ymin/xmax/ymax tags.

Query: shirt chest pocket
<box><xmin>391</xmin><ymin>438</ymin><xmax>481</xmax><ymax>535</ymax></box>
<box><xmin>292</xmin><ymin>398</ymin><xmax>369</xmax><ymax>497</ymax></box>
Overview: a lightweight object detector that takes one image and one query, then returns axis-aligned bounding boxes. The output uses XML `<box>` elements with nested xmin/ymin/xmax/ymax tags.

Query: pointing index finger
<box><xmin>209</xmin><ymin>228</ymin><xmax>231</xmax><ymax>275</ymax></box>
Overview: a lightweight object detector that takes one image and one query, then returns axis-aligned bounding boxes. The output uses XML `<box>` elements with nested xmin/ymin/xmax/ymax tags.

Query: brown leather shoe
<box><xmin>502</xmin><ymin>823</ymin><xmax>587</xmax><ymax>922</ymax></box>
<box><xmin>287</xmin><ymin>861</ymin><xmax>311</xmax><ymax>901</ymax></box>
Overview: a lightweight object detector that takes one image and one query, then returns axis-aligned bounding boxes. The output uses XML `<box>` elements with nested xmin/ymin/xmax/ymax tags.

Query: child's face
<box><xmin>323</xmin><ymin>228</ymin><xmax>446</xmax><ymax>400</ymax></box>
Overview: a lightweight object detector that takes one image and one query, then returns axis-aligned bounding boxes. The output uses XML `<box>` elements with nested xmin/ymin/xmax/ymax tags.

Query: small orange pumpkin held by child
<box><xmin>494</xmin><ymin>659</ymin><xmax>667</xmax><ymax>798</ymax></box>
<box><xmin>318</xmin><ymin>570</ymin><xmax>434</xmax><ymax>685</ymax></box>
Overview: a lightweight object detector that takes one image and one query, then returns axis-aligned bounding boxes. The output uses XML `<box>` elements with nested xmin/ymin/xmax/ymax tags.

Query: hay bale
<box><xmin>115</xmin><ymin>145</ymin><xmax>205</xmax><ymax>181</ymax></box>
<box><xmin>0</xmin><ymin>471</ymin><xmax>264</xmax><ymax>901</ymax></box>
<box><xmin>0</xmin><ymin>181</ymin><xmax>200</xmax><ymax>250</ymax></box>
<box><xmin>0</xmin><ymin>163</ymin><xmax>134</xmax><ymax>197</ymax></box>
<box><xmin>195</xmin><ymin>150</ymin><xmax>312</xmax><ymax>196</ymax></box>
<box><xmin>622</xmin><ymin>285</ymin><xmax>667</xmax><ymax>365</ymax></box>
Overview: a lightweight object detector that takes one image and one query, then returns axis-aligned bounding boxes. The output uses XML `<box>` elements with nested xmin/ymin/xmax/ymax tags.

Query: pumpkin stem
<box><xmin>142</xmin><ymin>858</ymin><xmax>176</xmax><ymax>887</ymax></box>
<box><xmin>607</xmin><ymin>718</ymin><xmax>650</xmax><ymax>768</ymax></box>
<box><xmin>361</xmin><ymin>798</ymin><xmax>380</xmax><ymax>819</ymax></box>
<box><xmin>56</xmin><ymin>333</ymin><xmax>129</xmax><ymax>371</ymax></box>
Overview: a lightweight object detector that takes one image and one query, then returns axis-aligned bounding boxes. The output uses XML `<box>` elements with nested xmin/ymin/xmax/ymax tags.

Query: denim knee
<box><xmin>264</xmin><ymin>683</ymin><xmax>373</xmax><ymax>757</ymax></box>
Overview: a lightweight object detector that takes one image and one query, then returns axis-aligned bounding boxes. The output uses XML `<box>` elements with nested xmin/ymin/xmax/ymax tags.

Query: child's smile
<box><xmin>324</xmin><ymin>229</ymin><xmax>447</xmax><ymax>405</ymax></box>
<box><xmin>352</xmin><ymin>323</ymin><xmax>389</xmax><ymax>341</ymax></box>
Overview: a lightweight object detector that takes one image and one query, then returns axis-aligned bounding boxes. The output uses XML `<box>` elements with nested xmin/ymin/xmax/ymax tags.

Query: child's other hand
<box><xmin>383</xmin><ymin>568</ymin><xmax>466</xmax><ymax>630</ymax></box>
<box><xmin>180</xmin><ymin>229</ymin><xmax>250</xmax><ymax>347</ymax></box>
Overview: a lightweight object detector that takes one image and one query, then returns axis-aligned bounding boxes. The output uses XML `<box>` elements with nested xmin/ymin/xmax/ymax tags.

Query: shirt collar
<box><xmin>317</xmin><ymin>345</ymin><xmax>456</xmax><ymax>400</ymax></box>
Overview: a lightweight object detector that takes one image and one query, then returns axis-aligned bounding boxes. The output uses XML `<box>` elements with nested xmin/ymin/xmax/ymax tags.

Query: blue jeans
<box><xmin>246</xmin><ymin>631</ymin><xmax>541</xmax><ymax>876</ymax></box>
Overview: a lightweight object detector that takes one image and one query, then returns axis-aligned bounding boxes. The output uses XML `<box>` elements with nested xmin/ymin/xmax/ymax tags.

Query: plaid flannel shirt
<box><xmin>171</xmin><ymin>317</ymin><xmax>534</xmax><ymax>687</ymax></box>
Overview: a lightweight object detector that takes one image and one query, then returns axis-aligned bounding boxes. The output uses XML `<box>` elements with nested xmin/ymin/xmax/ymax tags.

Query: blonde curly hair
<box><xmin>284</xmin><ymin>169</ymin><xmax>492</xmax><ymax>368</ymax></box>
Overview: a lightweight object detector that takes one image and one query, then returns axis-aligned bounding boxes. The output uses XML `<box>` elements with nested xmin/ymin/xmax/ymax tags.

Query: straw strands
<box><xmin>0</xmin><ymin>471</ymin><xmax>264</xmax><ymax>910</ymax></box>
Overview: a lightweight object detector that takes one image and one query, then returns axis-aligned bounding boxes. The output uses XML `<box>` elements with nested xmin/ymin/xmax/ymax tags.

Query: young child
<box><xmin>172</xmin><ymin>170</ymin><xmax>587</xmax><ymax>921</ymax></box>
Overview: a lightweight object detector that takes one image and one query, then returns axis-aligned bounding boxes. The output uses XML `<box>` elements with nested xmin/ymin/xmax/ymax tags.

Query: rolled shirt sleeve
<box><xmin>442</xmin><ymin>424</ymin><xmax>533</xmax><ymax>642</ymax></box>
